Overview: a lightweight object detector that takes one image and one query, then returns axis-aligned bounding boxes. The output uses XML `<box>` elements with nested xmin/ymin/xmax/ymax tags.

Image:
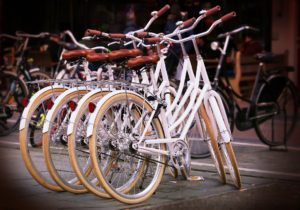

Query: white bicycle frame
<box><xmin>127</xmin><ymin>15</ymin><xmax>234</xmax><ymax>157</ymax></box>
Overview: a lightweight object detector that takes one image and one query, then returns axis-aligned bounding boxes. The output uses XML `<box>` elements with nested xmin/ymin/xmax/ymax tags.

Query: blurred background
<box><xmin>0</xmin><ymin>0</ymin><xmax>299</xmax><ymax>90</ymax></box>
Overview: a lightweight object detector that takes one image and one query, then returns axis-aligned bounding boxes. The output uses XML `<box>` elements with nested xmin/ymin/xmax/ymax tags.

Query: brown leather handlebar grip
<box><xmin>220</xmin><ymin>12</ymin><xmax>236</xmax><ymax>22</ymax></box>
<box><xmin>180</xmin><ymin>17</ymin><xmax>196</xmax><ymax>28</ymax></box>
<box><xmin>144</xmin><ymin>37</ymin><xmax>161</xmax><ymax>44</ymax></box>
<box><xmin>205</xmin><ymin>5</ymin><xmax>221</xmax><ymax>16</ymax></box>
<box><xmin>109</xmin><ymin>33</ymin><xmax>126</xmax><ymax>39</ymax></box>
<box><xmin>134</xmin><ymin>32</ymin><xmax>149</xmax><ymax>38</ymax></box>
<box><xmin>156</xmin><ymin>4</ymin><xmax>170</xmax><ymax>17</ymax></box>
<box><xmin>85</xmin><ymin>29</ymin><xmax>102</xmax><ymax>36</ymax></box>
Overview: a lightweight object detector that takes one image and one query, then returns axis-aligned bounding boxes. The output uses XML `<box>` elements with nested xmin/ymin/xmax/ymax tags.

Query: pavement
<box><xmin>0</xmin><ymin>124</ymin><xmax>300</xmax><ymax>210</ymax></box>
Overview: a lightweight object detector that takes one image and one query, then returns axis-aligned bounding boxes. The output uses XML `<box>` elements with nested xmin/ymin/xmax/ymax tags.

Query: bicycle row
<box><xmin>18</xmin><ymin>5</ymin><xmax>241</xmax><ymax>204</ymax></box>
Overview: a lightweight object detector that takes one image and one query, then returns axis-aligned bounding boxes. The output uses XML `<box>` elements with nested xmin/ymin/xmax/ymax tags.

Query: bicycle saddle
<box><xmin>255</xmin><ymin>52</ymin><xmax>278</xmax><ymax>63</ymax></box>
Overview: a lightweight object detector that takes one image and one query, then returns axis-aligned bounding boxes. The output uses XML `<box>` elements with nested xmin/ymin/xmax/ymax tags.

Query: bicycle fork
<box><xmin>204</xmin><ymin>89</ymin><xmax>232</xmax><ymax>144</ymax></box>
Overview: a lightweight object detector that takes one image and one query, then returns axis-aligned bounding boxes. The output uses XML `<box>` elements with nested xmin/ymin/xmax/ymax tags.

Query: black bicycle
<box><xmin>191</xmin><ymin>25</ymin><xmax>298</xmax><ymax>158</ymax></box>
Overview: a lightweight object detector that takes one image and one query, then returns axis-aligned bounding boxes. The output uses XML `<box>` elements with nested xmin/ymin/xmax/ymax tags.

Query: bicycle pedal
<box><xmin>187</xmin><ymin>175</ymin><xmax>204</xmax><ymax>181</ymax></box>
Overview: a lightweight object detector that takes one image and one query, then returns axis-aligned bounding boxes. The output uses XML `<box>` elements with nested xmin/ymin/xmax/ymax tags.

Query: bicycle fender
<box><xmin>42</xmin><ymin>87</ymin><xmax>90</xmax><ymax>133</ymax></box>
<box><xmin>19</xmin><ymin>85</ymin><xmax>65</xmax><ymax>130</ymax></box>
<box><xmin>66</xmin><ymin>88</ymin><xmax>109</xmax><ymax>136</ymax></box>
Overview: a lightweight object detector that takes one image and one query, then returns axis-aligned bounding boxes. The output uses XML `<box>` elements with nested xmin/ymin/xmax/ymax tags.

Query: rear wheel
<box><xmin>0</xmin><ymin>71</ymin><xmax>28</xmax><ymax>136</ymax></box>
<box><xmin>254</xmin><ymin>77</ymin><xmax>298</xmax><ymax>146</ymax></box>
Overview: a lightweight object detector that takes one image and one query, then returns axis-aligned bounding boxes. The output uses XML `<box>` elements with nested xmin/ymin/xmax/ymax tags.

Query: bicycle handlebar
<box><xmin>217</xmin><ymin>25</ymin><xmax>259</xmax><ymax>38</ymax></box>
<box><xmin>166</xmin><ymin>5</ymin><xmax>221</xmax><ymax>38</ymax></box>
<box><xmin>15</xmin><ymin>31</ymin><xmax>50</xmax><ymax>38</ymax></box>
<box><xmin>62</xmin><ymin>30</ymin><xmax>109</xmax><ymax>52</ymax></box>
<box><xmin>85</xmin><ymin>4</ymin><xmax>170</xmax><ymax>41</ymax></box>
<box><xmin>83</xmin><ymin>7</ymin><xmax>233</xmax><ymax>50</ymax></box>
<box><xmin>0</xmin><ymin>33</ymin><xmax>23</xmax><ymax>41</ymax></box>
<box><xmin>156</xmin><ymin>11</ymin><xmax>236</xmax><ymax>44</ymax></box>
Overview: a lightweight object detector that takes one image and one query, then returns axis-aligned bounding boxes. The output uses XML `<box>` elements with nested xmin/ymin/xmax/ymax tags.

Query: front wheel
<box><xmin>190</xmin><ymin>89</ymin><xmax>234</xmax><ymax>158</ymax></box>
<box><xmin>89</xmin><ymin>91</ymin><xmax>167</xmax><ymax>204</ymax></box>
<box><xmin>254</xmin><ymin>76</ymin><xmax>298</xmax><ymax>146</ymax></box>
<box><xmin>206</xmin><ymin>96</ymin><xmax>241</xmax><ymax>189</ymax></box>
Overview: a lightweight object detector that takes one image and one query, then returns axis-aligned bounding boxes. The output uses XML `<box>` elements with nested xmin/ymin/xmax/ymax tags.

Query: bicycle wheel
<box><xmin>0</xmin><ymin>70</ymin><xmax>28</xmax><ymax>136</ymax></box>
<box><xmin>26</xmin><ymin>71</ymin><xmax>52</xmax><ymax>95</ymax></box>
<box><xmin>19</xmin><ymin>86</ymin><xmax>66</xmax><ymax>191</ymax></box>
<box><xmin>88</xmin><ymin>91</ymin><xmax>166</xmax><ymax>204</ymax></box>
<box><xmin>206</xmin><ymin>96</ymin><xmax>241</xmax><ymax>189</ymax></box>
<box><xmin>30</xmin><ymin>71</ymin><xmax>51</xmax><ymax>80</ymax></box>
<box><xmin>42</xmin><ymin>88</ymin><xmax>89</xmax><ymax>193</ymax></box>
<box><xmin>254</xmin><ymin>76</ymin><xmax>298</xmax><ymax>146</ymax></box>
<box><xmin>187</xmin><ymin>106</ymin><xmax>211</xmax><ymax>158</ymax></box>
<box><xmin>198</xmin><ymin>105</ymin><xmax>226</xmax><ymax>184</ymax></box>
<box><xmin>190</xmin><ymin>89</ymin><xmax>234</xmax><ymax>158</ymax></box>
<box><xmin>67</xmin><ymin>89</ymin><xmax>110</xmax><ymax>198</ymax></box>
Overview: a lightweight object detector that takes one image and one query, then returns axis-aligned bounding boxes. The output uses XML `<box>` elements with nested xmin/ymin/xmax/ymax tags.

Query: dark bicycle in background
<box><xmin>191</xmin><ymin>25</ymin><xmax>299</xmax><ymax>158</ymax></box>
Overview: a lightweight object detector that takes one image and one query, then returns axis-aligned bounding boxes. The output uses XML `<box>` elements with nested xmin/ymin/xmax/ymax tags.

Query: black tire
<box><xmin>0</xmin><ymin>71</ymin><xmax>28</xmax><ymax>136</ymax></box>
<box><xmin>254</xmin><ymin>76</ymin><xmax>298</xmax><ymax>146</ymax></box>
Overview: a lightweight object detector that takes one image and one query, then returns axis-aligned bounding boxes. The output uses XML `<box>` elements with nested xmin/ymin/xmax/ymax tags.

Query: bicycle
<box><xmin>210</xmin><ymin>25</ymin><xmax>298</xmax><ymax>147</ymax></box>
<box><xmin>18</xmin><ymin>29</ymin><xmax>114</xmax><ymax>191</ymax></box>
<box><xmin>19</xmin><ymin>4</ymin><xmax>171</xmax><ymax>193</ymax></box>
<box><xmin>86</xmin><ymin>11</ymin><xmax>240</xmax><ymax>204</ymax></box>
<box><xmin>64</xmin><ymin>7</ymin><xmax>230</xmax><ymax>199</ymax></box>
<box><xmin>40</xmin><ymin>5</ymin><xmax>173</xmax><ymax>194</ymax></box>
<box><xmin>0</xmin><ymin>32</ymin><xmax>52</xmax><ymax>136</ymax></box>
<box><xmin>190</xmin><ymin>25</ymin><xmax>299</xmax><ymax>159</ymax></box>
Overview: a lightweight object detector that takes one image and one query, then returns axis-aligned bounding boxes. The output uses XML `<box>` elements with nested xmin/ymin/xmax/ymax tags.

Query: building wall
<box><xmin>272</xmin><ymin>0</ymin><xmax>298</xmax><ymax>85</ymax></box>
<box><xmin>0</xmin><ymin>0</ymin><xmax>2</xmax><ymax>33</ymax></box>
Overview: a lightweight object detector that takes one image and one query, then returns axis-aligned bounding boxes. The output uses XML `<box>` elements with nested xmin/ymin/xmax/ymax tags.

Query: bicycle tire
<box><xmin>42</xmin><ymin>88</ymin><xmax>89</xmax><ymax>193</ymax></box>
<box><xmin>19</xmin><ymin>86</ymin><xmax>66</xmax><ymax>191</ymax></box>
<box><xmin>0</xmin><ymin>70</ymin><xmax>28</xmax><ymax>136</ymax></box>
<box><xmin>254</xmin><ymin>76</ymin><xmax>298</xmax><ymax>146</ymax></box>
<box><xmin>198</xmin><ymin>105</ymin><xmax>226</xmax><ymax>184</ymax></box>
<box><xmin>88</xmin><ymin>91</ymin><xmax>166</xmax><ymax>204</ymax></box>
<box><xmin>67</xmin><ymin>90</ymin><xmax>110</xmax><ymax>198</ymax></box>
<box><xmin>206</xmin><ymin>96</ymin><xmax>241</xmax><ymax>189</ymax></box>
<box><xmin>220</xmin><ymin>143</ymin><xmax>241</xmax><ymax>189</ymax></box>
<box><xmin>190</xmin><ymin>89</ymin><xmax>234</xmax><ymax>158</ymax></box>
